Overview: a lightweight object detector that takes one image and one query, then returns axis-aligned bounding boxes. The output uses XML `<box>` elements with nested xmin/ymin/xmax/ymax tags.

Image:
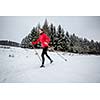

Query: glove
<box><xmin>44</xmin><ymin>42</ymin><xmax>48</xmax><ymax>45</ymax></box>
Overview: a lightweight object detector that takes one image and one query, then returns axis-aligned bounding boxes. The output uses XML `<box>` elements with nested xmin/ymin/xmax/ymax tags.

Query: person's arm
<box><xmin>45</xmin><ymin>34</ymin><xmax>50</xmax><ymax>43</ymax></box>
<box><xmin>32</xmin><ymin>38</ymin><xmax>40</xmax><ymax>45</ymax></box>
<box><xmin>43</xmin><ymin>34</ymin><xmax>50</xmax><ymax>46</ymax></box>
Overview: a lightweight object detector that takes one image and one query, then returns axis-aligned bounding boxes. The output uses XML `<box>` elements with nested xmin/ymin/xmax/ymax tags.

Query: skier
<box><xmin>31</xmin><ymin>28</ymin><xmax>53</xmax><ymax>68</ymax></box>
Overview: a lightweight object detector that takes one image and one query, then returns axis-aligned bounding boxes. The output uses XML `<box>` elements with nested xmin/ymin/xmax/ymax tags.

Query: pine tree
<box><xmin>42</xmin><ymin>19</ymin><xmax>50</xmax><ymax>36</ymax></box>
<box><xmin>49</xmin><ymin>23</ymin><xmax>55</xmax><ymax>46</ymax></box>
<box><xmin>21</xmin><ymin>27</ymin><xmax>38</xmax><ymax>48</ymax></box>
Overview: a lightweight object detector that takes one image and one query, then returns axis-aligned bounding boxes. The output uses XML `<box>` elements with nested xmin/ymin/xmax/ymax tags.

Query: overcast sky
<box><xmin>0</xmin><ymin>16</ymin><xmax>100</xmax><ymax>43</ymax></box>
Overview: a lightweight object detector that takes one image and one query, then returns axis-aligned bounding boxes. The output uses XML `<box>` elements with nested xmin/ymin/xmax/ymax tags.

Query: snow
<box><xmin>0</xmin><ymin>45</ymin><xmax>100</xmax><ymax>83</ymax></box>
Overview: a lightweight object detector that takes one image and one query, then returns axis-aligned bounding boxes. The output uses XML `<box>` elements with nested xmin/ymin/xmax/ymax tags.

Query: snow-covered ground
<box><xmin>0</xmin><ymin>45</ymin><xmax>100</xmax><ymax>83</ymax></box>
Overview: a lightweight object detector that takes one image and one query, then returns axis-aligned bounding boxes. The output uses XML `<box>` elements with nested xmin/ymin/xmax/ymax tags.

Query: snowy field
<box><xmin>0</xmin><ymin>45</ymin><xmax>100</xmax><ymax>83</ymax></box>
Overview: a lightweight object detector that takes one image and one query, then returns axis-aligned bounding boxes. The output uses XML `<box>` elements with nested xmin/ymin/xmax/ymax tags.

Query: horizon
<box><xmin>0</xmin><ymin>16</ymin><xmax>100</xmax><ymax>43</ymax></box>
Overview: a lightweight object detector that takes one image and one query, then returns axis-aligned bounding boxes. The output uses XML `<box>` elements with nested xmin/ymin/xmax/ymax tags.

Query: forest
<box><xmin>21</xmin><ymin>19</ymin><xmax>100</xmax><ymax>55</ymax></box>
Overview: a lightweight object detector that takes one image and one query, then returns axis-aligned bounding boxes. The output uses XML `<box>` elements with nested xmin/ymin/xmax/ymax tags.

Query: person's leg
<box><xmin>40</xmin><ymin>48</ymin><xmax>47</xmax><ymax>67</ymax></box>
<box><xmin>45</xmin><ymin>47</ymin><xmax>53</xmax><ymax>63</ymax></box>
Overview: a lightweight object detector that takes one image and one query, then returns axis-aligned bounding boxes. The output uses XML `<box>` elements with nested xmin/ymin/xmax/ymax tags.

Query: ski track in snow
<box><xmin>0</xmin><ymin>45</ymin><xmax>100</xmax><ymax>83</ymax></box>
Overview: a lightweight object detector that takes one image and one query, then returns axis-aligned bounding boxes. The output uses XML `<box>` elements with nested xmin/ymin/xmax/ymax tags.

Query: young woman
<box><xmin>31</xmin><ymin>29</ymin><xmax>53</xmax><ymax>68</ymax></box>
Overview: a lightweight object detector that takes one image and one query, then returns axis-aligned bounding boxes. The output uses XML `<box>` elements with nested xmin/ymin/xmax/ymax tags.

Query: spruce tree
<box><xmin>42</xmin><ymin>19</ymin><xmax>50</xmax><ymax>36</ymax></box>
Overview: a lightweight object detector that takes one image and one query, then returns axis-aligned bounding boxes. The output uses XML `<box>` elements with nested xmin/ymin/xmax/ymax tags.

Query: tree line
<box><xmin>21</xmin><ymin>19</ymin><xmax>100</xmax><ymax>55</ymax></box>
<box><xmin>0</xmin><ymin>40</ymin><xmax>20</xmax><ymax>47</ymax></box>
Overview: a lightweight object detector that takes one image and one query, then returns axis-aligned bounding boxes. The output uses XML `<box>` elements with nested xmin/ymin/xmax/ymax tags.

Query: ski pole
<box><xmin>55</xmin><ymin>51</ymin><xmax>67</xmax><ymax>61</ymax></box>
<box><xmin>50</xmin><ymin>46</ymin><xmax>67</xmax><ymax>61</ymax></box>
<box><xmin>32</xmin><ymin>45</ymin><xmax>41</xmax><ymax>61</ymax></box>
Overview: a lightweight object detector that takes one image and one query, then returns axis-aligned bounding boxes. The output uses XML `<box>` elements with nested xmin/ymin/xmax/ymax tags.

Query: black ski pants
<box><xmin>41</xmin><ymin>47</ymin><xmax>52</xmax><ymax>65</ymax></box>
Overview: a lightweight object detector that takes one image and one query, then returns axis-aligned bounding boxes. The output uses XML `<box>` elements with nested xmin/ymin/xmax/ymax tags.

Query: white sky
<box><xmin>0</xmin><ymin>16</ymin><xmax>100</xmax><ymax>43</ymax></box>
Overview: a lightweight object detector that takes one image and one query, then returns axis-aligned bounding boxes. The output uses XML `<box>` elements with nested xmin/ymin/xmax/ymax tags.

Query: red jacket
<box><xmin>32</xmin><ymin>33</ymin><xmax>50</xmax><ymax>48</ymax></box>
